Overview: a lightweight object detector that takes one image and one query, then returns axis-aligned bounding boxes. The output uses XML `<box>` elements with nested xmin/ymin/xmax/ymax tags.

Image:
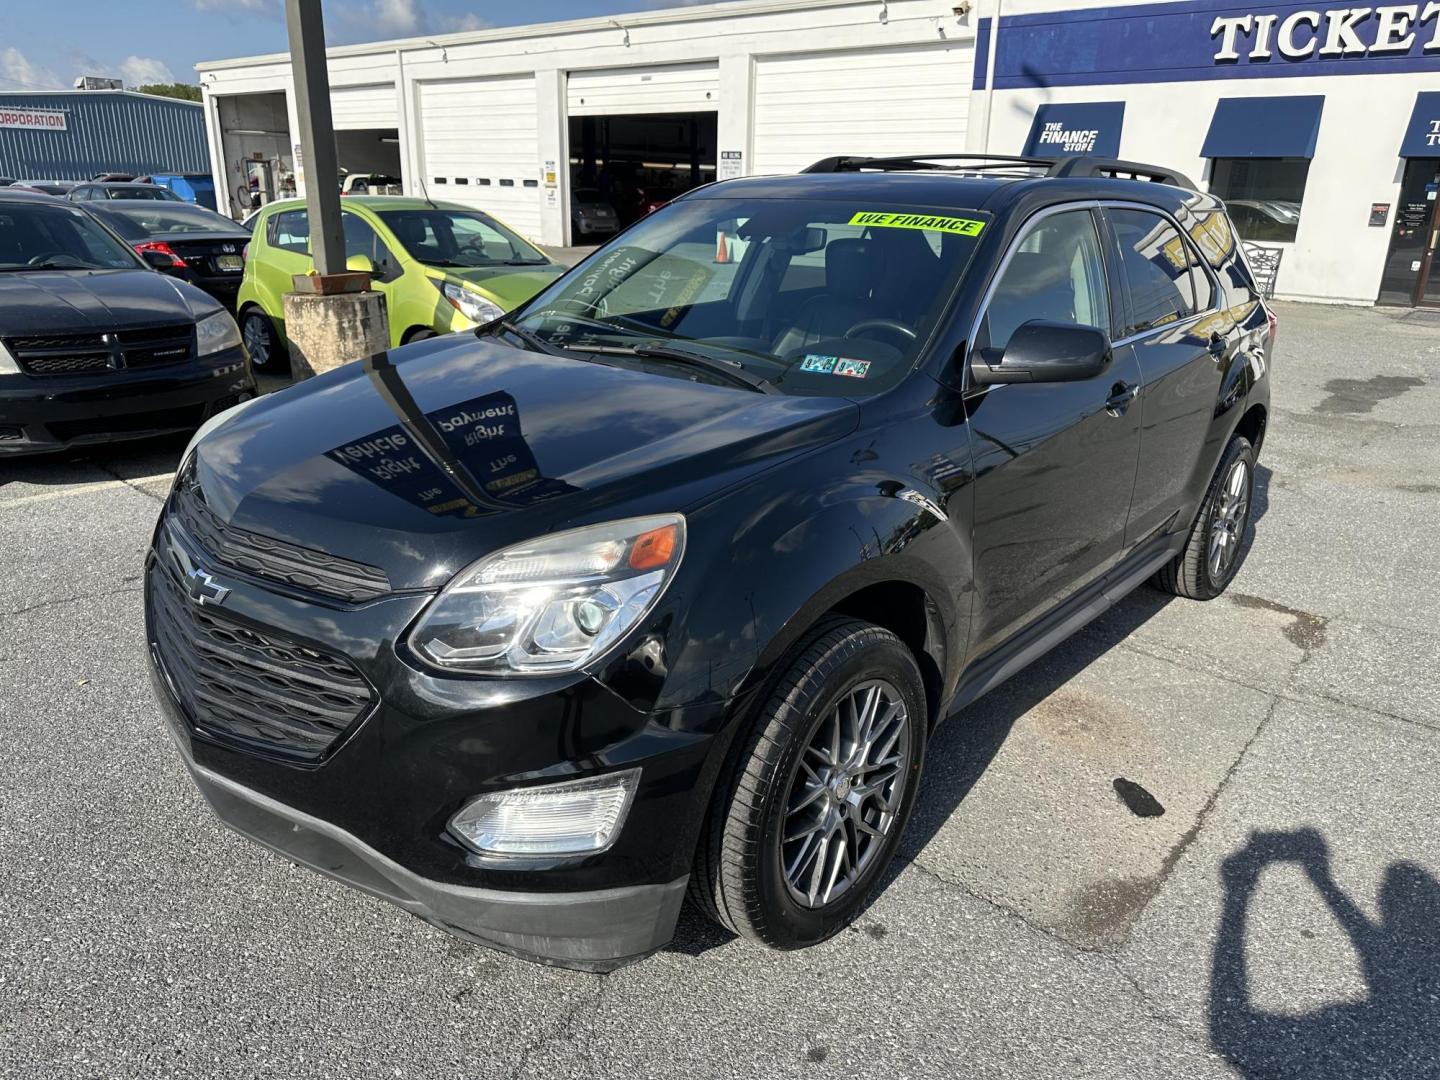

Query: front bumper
<box><xmin>175</xmin><ymin>729</ymin><xmax>688</xmax><ymax>971</ymax></box>
<box><xmin>144</xmin><ymin>508</ymin><xmax>726</xmax><ymax>969</ymax></box>
<box><xmin>0</xmin><ymin>347</ymin><xmax>253</xmax><ymax>456</ymax></box>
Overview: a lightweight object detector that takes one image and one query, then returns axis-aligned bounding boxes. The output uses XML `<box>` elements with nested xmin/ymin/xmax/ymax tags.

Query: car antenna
<box><xmin>416</xmin><ymin>173</ymin><xmax>437</xmax><ymax>209</ymax></box>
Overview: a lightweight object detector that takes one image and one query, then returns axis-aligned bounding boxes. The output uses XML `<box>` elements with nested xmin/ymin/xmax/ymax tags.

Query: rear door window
<box><xmin>1107</xmin><ymin>208</ymin><xmax>1196</xmax><ymax>336</ymax></box>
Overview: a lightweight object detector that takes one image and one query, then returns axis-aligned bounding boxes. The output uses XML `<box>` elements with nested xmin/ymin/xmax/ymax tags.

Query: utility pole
<box><xmin>285</xmin><ymin>0</ymin><xmax>345</xmax><ymax>276</ymax></box>
<box><xmin>277</xmin><ymin>0</ymin><xmax>389</xmax><ymax>378</ymax></box>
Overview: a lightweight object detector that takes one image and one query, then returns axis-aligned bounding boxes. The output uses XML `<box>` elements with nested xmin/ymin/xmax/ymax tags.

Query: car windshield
<box><xmin>0</xmin><ymin>200</ymin><xmax>142</xmax><ymax>271</ymax></box>
<box><xmin>102</xmin><ymin>203</ymin><xmax>241</xmax><ymax>238</ymax></box>
<box><xmin>376</xmin><ymin>208</ymin><xmax>548</xmax><ymax>267</ymax></box>
<box><xmin>505</xmin><ymin>196</ymin><xmax>989</xmax><ymax>397</ymax></box>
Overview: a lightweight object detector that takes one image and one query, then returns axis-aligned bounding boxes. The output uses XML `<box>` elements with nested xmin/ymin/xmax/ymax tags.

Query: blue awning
<box><xmin>1201</xmin><ymin>96</ymin><xmax>1325</xmax><ymax>159</ymax></box>
<box><xmin>1022</xmin><ymin>102</ymin><xmax>1125</xmax><ymax>158</ymax></box>
<box><xmin>1400</xmin><ymin>92</ymin><xmax>1440</xmax><ymax>158</ymax></box>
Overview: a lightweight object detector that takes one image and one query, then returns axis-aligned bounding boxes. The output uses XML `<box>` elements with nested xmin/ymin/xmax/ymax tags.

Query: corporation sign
<box><xmin>0</xmin><ymin>108</ymin><xmax>68</xmax><ymax>132</ymax></box>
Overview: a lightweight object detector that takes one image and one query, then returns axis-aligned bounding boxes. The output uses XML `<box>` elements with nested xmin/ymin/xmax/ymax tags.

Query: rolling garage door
<box><xmin>330</xmin><ymin>83</ymin><xmax>398</xmax><ymax>131</ymax></box>
<box><xmin>567</xmin><ymin>63</ymin><xmax>720</xmax><ymax>116</ymax></box>
<box><xmin>417</xmin><ymin>74</ymin><xmax>542</xmax><ymax>239</ymax></box>
<box><xmin>751</xmin><ymin>43</ymin><xmax>974</xmax><ymax>175</ymax></box>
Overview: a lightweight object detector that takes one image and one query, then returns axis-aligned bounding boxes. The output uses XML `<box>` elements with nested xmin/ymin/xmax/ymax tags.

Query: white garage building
<box><xmin>198</xmin><ymin>0</ymin><xmax>978</xmax><ymax>242</ymax></box>
<box><xmin>199</xmin><ymin>0</ymin><xmax>1440</xmax><ymax>306</ymax></box>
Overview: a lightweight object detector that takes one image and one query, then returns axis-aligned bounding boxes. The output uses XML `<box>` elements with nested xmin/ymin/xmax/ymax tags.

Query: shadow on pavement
<box><xmin>1210</xmin><ymin>827</ymin><xmax>1440</xmax><ymax>1078</ymax></box>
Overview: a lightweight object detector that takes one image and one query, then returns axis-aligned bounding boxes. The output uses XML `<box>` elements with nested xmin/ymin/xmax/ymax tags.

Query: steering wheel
<box><xmin>28</xmin><ymin>251</ymin><xmax>79</xmax><ymax>267</ymax></box>
<box><xmin>844</xmin><ymin>318</ymin><xmax>917</xmax><ymax>345</ymax></box>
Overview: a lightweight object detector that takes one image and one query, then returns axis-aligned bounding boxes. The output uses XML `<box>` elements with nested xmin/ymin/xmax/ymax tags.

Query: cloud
<box><xmin>0</xmin><ymin>47</ymin><xmax>65</xmax><ymax>91</ymax></box>
<box><xmin>119</xmin><ymin>56</ymin><xmax>176</xmax><ymax>86</ymax></box>
<box><xmin>188</xmin><ymin>0</ymin><xmax>272</xmax><ymax>10</ymax></box>
<box><xmin>443</xmin><ymin>13</ymin><xmax>492</xmax><ymax>31</ymax></box>
<box><xmin>372</xmin><ymin>0</ymin><xmax>426</xmax><ymax>34</ymax></box>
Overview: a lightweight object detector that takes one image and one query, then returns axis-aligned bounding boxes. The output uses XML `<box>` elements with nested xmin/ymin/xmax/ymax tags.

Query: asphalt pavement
<box><xmin>2</xmin><ymin>301</ymin><xmax>1438</xmax><ymax>1079</ymax></box>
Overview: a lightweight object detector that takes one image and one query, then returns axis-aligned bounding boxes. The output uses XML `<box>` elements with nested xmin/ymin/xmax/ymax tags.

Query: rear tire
<box><xmin>1153</xmin><ymin>434</ymin><xmax>1256</xmax><ymax>600</ymax></box>
<box><xmin>691</xmin><ymin>618</ymin><xmax>927</xmax><ymax>948</ymax></box>
<box><xmin>240</xmin><ymin>307</ymin><xmax>286</xmax><ymax>373</ymax></box>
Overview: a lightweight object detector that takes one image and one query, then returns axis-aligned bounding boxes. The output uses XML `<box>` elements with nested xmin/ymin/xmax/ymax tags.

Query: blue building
<box><xmin>0</xmin><ymin>90</ymin><xmax>209</xmax><ymax>183</ymax></box>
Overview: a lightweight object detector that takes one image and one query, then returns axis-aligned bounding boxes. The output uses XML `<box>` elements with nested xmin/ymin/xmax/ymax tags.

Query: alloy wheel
<box><xmin>241</xmin><ymin>313</ymin><xmax>270</xmax><ymax>367</ymax></box>
<box><xmin>1208</xmin><ymin>458</ymin><xmax>1251</xmax><ymax>581</ymax></box>
<box><xmin>781</xmin><ymin>679</ymin><xmax>911</xmax><ymax>909</ymax></box>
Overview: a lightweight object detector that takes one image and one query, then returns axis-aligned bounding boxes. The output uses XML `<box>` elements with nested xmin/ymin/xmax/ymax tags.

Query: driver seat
<box><xmin>772</xmin><ymin>238</ymin><xmax>894</xmax><ymax>355</ymax></box>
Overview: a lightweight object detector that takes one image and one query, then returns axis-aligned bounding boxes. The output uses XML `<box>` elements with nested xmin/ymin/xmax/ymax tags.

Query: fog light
<box><xmin>448</xmin><ymin>769</ymin><xmax>640</xmax><ymax>857</ymax></box>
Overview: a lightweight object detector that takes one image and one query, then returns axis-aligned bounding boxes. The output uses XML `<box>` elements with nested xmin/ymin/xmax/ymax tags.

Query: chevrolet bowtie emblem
<box><xmin>185</xmin><ymin>566</ymin><xmax>230</xmax><ymax>606</ymax></box>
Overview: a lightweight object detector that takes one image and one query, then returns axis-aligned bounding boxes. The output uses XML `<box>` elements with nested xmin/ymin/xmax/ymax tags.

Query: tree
<box><xmin>134</xmin><ymin>83</ymin><xmax>202</xmax><ymax>102</ymax></box>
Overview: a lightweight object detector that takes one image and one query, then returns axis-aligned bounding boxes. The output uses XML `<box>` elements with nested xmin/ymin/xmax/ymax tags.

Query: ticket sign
<box><xmin>0</xmin><ymin>107</ymin><xmax>67</xmax><ymax>131</ymax></box>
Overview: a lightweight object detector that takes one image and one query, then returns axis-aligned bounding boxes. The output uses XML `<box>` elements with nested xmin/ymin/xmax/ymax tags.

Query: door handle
<box><xmin>1208</xmin><ymin>332</ymin><xmax>1228</xmax><ymax>360</ymax></box>
<box><xmin>1105</xmin><ymin>382</ymin><xmax>1139</xmax><ymax>416</ymax></box>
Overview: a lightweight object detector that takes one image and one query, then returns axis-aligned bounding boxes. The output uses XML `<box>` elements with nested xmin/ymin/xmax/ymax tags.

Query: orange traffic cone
<box><xmin>715</xmin><ymin>230</ymin><xmax>729</xmax><ymax>264</ymax></box>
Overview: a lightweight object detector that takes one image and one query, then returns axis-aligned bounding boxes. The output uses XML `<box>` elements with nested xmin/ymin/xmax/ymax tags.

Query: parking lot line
<box><xmin>0</xmin><ymin>473</ymin><xmax>174</xmax><ymax>510</ymax></box>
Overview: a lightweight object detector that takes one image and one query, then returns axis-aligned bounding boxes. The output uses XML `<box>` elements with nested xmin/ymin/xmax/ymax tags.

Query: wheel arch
<box><xmin>1234</xmin><ymin>401</ymin><xmax>1267</xmax><ymax>456</ymax></box>
<box><xmin>751</xmin><ymin>570</ymin><xmax>952</xmax><ymax>733</ymax></box>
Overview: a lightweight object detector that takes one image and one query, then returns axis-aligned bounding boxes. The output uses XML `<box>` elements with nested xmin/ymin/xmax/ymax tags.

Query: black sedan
<box><xmin>86</xmin><ymin>201</ymin><xmax>252</xmax><ymax>308</ymax></box>
<box><xmin>0</xmin><ymin>191</ymin><xmax>256</xmax><ymax>456</ymax></box>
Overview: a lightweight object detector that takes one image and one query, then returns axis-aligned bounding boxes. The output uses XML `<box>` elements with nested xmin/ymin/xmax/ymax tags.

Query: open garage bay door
<box><xmin>418</xmin><ymin>74</ymin><xmax>542</xmax><ymax>239</ymax></box>
<box><xmin>751</xmin><ymin>43</ymin><xmax>973</xmax><ymax>175</ymax></box>
<box><xmin>331</xmin><ymin>84</ymin><xmax>398</xmax><ymax>131</ymax></box>
<box><xmin>568</xmin><ymin>63</ymin><xmax>719</xmax><ymax>116</ymax></box>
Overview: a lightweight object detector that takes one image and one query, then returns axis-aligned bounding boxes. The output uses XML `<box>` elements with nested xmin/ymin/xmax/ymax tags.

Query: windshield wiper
<box><xmin>491</xmin><ymin>319</ymin><xmax>557</xmax><ymax>355</ymax></box>
<box><xmin>504</xmin><ymin>258</ymin><xmax>550</xmax><ymax>265</ymax></box>
<box><xmin>583</xmin><ymin>342</ymin><xmax>779</xmax><ymax>395</ymax></box>
<box><xmin>0</xmin><ymin>261</ymin><xmax>103</xmax><ymax>272</ymax></box>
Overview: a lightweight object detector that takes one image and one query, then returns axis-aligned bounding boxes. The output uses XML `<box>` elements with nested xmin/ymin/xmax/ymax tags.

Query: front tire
<box><xmin>1154</xmin><ymin>434</ymin><xmax>1256</xmax><ymax>600</ymax></box>
<box><xmin>691</xmin><ymin>618</ymin><xmax>927</xmax><ymax>948</ymax></box>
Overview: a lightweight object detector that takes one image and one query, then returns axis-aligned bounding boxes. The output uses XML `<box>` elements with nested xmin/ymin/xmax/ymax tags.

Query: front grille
<box><xmin>23</xmin><ymin>352</ymin><xmax>112</xmax><ymax>375</ymax></box>
<box><xmin>150</xmin><ymin>532</ymin><xmax>374</xmax><ymax>761</ymax></box>
<box><xmin>120</xmin><ymin>325</ymin><xmax>193</xmax><ymax>369</ymax></box>
<box><xmin>171</xmin><ymin>466</ymin><xmax>392</xmax><ymax>604</ymax></box>
<box><xmin>4</xmin><ymin>323</ymin><xmax>194</xmax><ymax>376</ymax></box>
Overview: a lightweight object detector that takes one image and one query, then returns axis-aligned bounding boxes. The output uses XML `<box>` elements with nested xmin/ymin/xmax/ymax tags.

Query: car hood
<box><xmin>0</xmin><ymin>268</ymin><xmax>210</xmax><ymax>333</ymax></box>
<box><xmin>192</xmin><ymin>334</ymin><xmax>858</xmax><ymax>592</ymax></box>
<box><xmin>437</xmin><ymin>265</ymin><xmax>566</xmax><ymax>308</ymax></box>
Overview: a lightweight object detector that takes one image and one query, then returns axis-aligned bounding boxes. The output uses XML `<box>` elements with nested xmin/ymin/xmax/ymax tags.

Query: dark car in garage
<box><xmin>0</xmin><ymin>191</ymin><xmax>255</xmax><ymax>456</ymax></box>
<box><xmin>148</xmin><ymin>154</ymin><xmax>1271</xmax><ymax>971</ymax></box>
<box><xmin>86</xmin><ymin>201</ymin><xmax>253</xmax><ymax>308</ymax></box>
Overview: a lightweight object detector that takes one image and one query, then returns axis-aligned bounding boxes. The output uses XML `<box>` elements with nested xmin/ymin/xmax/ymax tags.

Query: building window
<box><xmin>1209</xmin><ymin>158</ymin><xmax>1309</xmax><ymax>243</ymax></box>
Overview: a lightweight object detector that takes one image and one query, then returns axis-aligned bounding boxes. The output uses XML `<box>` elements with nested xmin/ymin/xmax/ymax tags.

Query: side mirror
<box><xmin>140</xmin><ymin>249</ymin><xmax>180</xmax><ymax>272</ymax></box>
<box><xmin>970</xmin><ymin>320</ymin><xmax>1112</xmax><ymax>385</ymax></box>
<box><xmin>345</xmin><ymin>253</ymin><xmax>378</xmax><ymax>276</ymax></box>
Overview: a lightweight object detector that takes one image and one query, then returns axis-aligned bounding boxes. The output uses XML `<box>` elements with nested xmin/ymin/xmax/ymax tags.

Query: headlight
<box><xmin>441</xmin><ymin>281</ymin><xmax>504</xmax><ymax>326</ymax></box>
<box><xmin>0</xmin><ymin>342</ymin><xmax>19</xmax><ymax>375</ymax></box>
<box><xmin>409</xmin><ymin>514</ymin><xmax>685</xmax><ymax>675</ymax></box>
<box><xmin>196</xmin><ymin>309</ymin><xmax>242</xmax><ymax>357</ymax></box>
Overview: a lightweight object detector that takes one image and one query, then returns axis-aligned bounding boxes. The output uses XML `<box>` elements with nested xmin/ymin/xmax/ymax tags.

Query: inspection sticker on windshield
<box><xmin>848</xmin><ymin>211</ymin><xmax>985</xmax><ymax>236</ymax></box>
<box><xmin>800</xmin><ymin>354</ymin><xmax>870</xmax><ymax>378</ymax></box>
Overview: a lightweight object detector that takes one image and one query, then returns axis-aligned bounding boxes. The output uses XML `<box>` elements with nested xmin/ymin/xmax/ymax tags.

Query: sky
<box><xmin>0</xmin><ymin>0</ymin><xmax>714</xmax><ymax>93</ymax></box>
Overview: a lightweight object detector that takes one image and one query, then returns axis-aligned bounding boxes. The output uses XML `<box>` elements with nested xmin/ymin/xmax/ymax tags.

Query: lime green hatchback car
<box><xmin>236</xmin><ymin>196</ymin><xmax>567</xmax><ymax>368</ymax></box>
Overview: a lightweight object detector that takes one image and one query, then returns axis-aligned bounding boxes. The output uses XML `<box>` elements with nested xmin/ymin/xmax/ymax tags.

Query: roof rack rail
<box><xmin>802</xmin><ymin>154</ymin><xmax>1054</xmax><ymax>174</ymax></box>
<box><xmin>800</xmin><ymin>153</ymin><xmax>1196</xmax><ymax>190</ymax></box>
<box><xmin>1043</xmin><ymin>156</ymin><xmax>1196</xmax><ymax>190</ymax></box>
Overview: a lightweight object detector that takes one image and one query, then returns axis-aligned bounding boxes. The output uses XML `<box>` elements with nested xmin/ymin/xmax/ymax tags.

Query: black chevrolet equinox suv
<box><xmin>147</xmin><ymin>155</ymin><xmax>1273</xmax><ymax>970</ymax></box>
